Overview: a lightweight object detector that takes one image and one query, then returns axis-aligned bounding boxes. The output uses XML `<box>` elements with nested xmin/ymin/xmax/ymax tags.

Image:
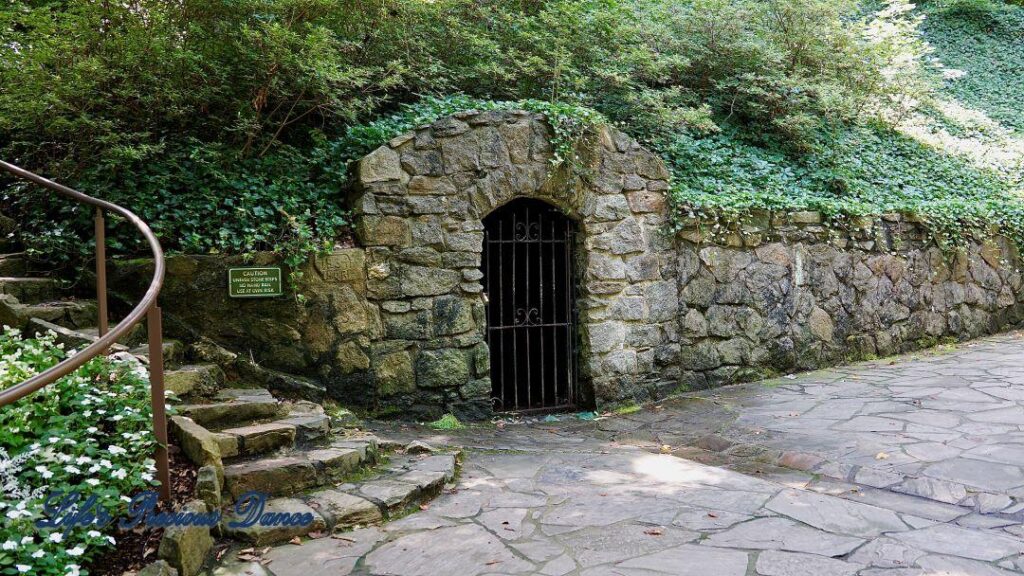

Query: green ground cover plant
<box><xmin>0</xmin><ymin>329</ymin><xmax>159</xmax><ymax>576</ymax></box>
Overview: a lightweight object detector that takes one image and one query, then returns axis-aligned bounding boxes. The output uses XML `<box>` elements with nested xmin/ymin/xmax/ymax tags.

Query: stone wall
<box><xmin>350</xmin><ymin>109</ymin><xmax>680</xmax><ymax>416</ymax></box>
<box><xmin>114</xmin><ymin>112</ymin><xmax>1024</xmax><ymax>418</ymax></box>
<box><xmin>110</xmin><ymin>250</ymin><xmax>376</xmax><ymax>400</ymax></box>
<box><xmin>675</xmin><ymin>213</ymin><xmax>1024</xmax><ymax>390</ymax></box>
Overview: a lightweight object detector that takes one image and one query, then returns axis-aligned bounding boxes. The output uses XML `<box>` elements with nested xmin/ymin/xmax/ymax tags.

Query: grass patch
<box><xmin>428</xmin><ymin>413</ymin><xmax>465</xmax><ymax>431</ymax></box>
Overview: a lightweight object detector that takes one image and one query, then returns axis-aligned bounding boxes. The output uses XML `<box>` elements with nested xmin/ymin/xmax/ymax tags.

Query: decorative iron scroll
<box><xmin>514</xmin><ymin>221</ymin><xmax>541</xmax><ymax>241</ymax></box>
<box><xmin>514</xmin><ymin>307</ymin><xmax>542</xmax><ymax>326</ymax></box>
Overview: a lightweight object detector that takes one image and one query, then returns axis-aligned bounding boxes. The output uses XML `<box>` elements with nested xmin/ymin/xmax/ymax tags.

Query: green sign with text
<box><xmin>227</xmin><ymin>267</ymin><xmax>283</xmax><ymax>298</ymax></box>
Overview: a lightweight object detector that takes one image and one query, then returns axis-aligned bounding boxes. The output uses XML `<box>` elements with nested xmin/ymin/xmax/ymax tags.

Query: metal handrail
<box><xmin>0</xmin><ymin>160</ymin><xmax>171</xmax><ymax>500</ymax></box>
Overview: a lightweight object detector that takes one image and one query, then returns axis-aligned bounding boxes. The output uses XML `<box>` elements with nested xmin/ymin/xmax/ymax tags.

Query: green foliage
<box><xmin>0</xmin><ymin>329</ymin><xmax>158</xmax><ymax>576</ymax></box>
<box><xmin>9</xmin><ymin>142</ymin><xmax>348</xmax><ymax>272</ymax></box>
<box><xmin>922</xmin><ymin>0</ymin><xmax>1024</xmax><ymax>133</ymax></box>
<box><xmin>428</xmin><ymin>413</ymin><xmax>465</xmax><ymax>431</ymax></box>
<box><xmin>661</xmin><ymin>123</ymin><xmax>1021</xmax><ymax>250</ymax></box>
<box><xmin>0</xmin><ymin>0</ymin><xmax>1021</xmax><ymax>267</ymax></box>
<box><xmin>0</xmin><ymin>0</ymin><xmax>894</xmax><ymax>266</ymax></box>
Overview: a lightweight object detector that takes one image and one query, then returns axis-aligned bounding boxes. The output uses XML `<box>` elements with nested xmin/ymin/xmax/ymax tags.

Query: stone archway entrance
<box><xmin>483</xmin><ymin>198</ymin><xmax>578</xmax><ymax>412</ymax></box>
<box><xmin>351</xmin><ymin>109</ymin><xmax>679</xmax><ymax>418</ymax></box>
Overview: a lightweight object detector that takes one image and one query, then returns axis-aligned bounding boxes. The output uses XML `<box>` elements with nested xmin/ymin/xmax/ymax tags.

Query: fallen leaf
<box><xmin>308</xmin><ymin>531</ymin><xmax>325</xmax><ymax>539</ymax></box>
<box><xmin>644</xmin><ymin>528</ymin><xmax>664</xmax><ymax>536</ymax></box>
<box><xmin>289</xmin><ymin>537</ymin><xmax>303</xmax><ymax>545</ymax></box>
<box><xmin>660</xmin><ymin>445</ymin><xmax>672</xmax><ymax>454</ymax></box>
<box><xmin>707</xmin><ymin>513</ymin><xmax>718</xmax><ymax>518</ymax></box>
<box><xmin>875</xmin><ymin>452</ymin><xmax>890</xmax><ymax>460</ymax></box>
<box><xmin>419</xmin><ymin>503</ymin><xmax>431</xmax><ymax>511</ymax></box>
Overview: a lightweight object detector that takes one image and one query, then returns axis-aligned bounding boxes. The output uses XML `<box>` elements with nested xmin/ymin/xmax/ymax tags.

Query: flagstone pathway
<box><xmin>209</xmin><ymin>332</ymin><xmax>1024</xmax><ymax>575</ymax></box>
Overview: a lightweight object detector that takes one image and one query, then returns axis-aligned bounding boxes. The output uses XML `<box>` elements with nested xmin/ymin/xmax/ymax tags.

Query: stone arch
<box><xmin>352</xmin><ymin>109</ymin><xmax>680</xmax><ymax>418</ymax></box>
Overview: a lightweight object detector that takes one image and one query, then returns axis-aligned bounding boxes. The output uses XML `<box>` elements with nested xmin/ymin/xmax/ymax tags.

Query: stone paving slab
<box><xmin>207</xmin><ymin>446</ymin><xmax>1024</xmax><ymax>575</ymax></box>
<box><xmin>206</xmin><ymin>331</ymin><xmax>1024</xmax><ymax>575</ymax></box>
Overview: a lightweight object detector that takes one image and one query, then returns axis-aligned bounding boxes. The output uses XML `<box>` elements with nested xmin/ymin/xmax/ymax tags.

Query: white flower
<box><xmin>85</xmin><ymin>478</ymin><xmax>100</xmax><ymax>486</ymax></box>
<box><xmin>86</xmin><ymin>427</ymin><xmax>98</xmax><ymax>434</ymax></box>
<box><xmin>48</xmin><ymin>437</ymin><xmax>60</xmax><ymax>444</ymax></box>
<box><xmin>16</xmin><ymin>565</ymin><xmax>30</xmax><ymax>574</ymax></box>
<box><xmin>111</xmin><ymin>468</ymin><xmax>127</xmax><ymax>480</ymax></box>
<box><xmin>141</xmin><ymin>473</ymin><xmax>153</xmax><ymax>482</ymax></box>
<box><xmin>34</xmin><ymin>465</ymin><xmax>54</xmax><ymax>479</ymax></box>
<box><xmin>105</xmin><ymin>535</ymin><xmax>116</xmax><ymax>545</ymax></box>
<box><xmin>2</xmin><ymin>540</ymin><xmax>16</xmax><ymax>550</ymax></box>
<box><xmin>64</xmin><ymin>465</ymin><xmax>81</xmax><ymax>475</ymax></box>
<box><xmin>32</xmin><ymin>549</ymin><xmax>45</xmax><ymax>558</ymax></box>
<box><xmin>48</xmin><ymin>532</ymin><xmax>63</xmax><ymax>543</ymax></box>
<box><xmin>111</xmin><ymin>415</ymin><xmax>123</xmax><ymax>421</ymax></box>
<box><xmin>107</xmin><ymin>445</ymin><xmax>126</xmax><ymax>455</ymax></box>
<box><xmin>75</xmin><ymin>456</ymin><xmax>92</xmax><ymax>465</ymax></box>
<box><xmin>87</xmin><ymin>530</ymin><xmax>101</xmax><ymax>538</ymax></box>
<box><xmin>20</xmin><ymin>537</ymin><xmax>32</xmax><ymax>545</ymax></box>
<box><xmin>66</xmin><ymin>545</ymin><xmax>86</xmax><ymax>557</ymax></box>
<box><xmin>66</xmin><ymin>564</ymin><xmax>81</xmax><ymax>576</ymax></box>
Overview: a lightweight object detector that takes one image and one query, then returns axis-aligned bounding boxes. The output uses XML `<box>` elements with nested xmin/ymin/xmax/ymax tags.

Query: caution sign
<box><xmin>227</xmin><ymin>267</ymin><xmax>283</xmax><ymax>298</ymax></box>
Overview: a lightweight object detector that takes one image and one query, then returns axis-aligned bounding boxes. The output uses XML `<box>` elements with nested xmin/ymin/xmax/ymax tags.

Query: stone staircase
<box><xmin>0</xmin><ymin>250</ymin><xmax>100</xmax><ymax>336</ymax></box>
<box><xmin>156</xmin><ymin>346</ymin><xmax>461</xmax><ymax>575</ymax></box>
<box><xmin>0</xmin><ymin>241</ymin><xmax>461</xmax><ymax>575</ymax></box>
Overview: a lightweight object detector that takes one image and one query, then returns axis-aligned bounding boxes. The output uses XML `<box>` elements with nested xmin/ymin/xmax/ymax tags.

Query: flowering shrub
<box><xmin>0</xmin><ymin>328</ymin><xmax>158</xmax><ymax>576</ymax></box>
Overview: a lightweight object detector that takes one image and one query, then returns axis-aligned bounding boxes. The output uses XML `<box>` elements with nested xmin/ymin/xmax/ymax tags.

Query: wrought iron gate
<box><xmin>482</xmin><ymin>198</ymin><xmax>578</xmax><ymax>412</ymax></box>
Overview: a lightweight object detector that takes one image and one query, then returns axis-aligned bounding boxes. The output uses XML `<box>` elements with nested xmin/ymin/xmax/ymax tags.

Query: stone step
<box><xmin>164</xmin><ymin>363</ymin><xmax>225</xmax><ymax>397</ymax></box>
<box><xmin>177</xmin><ymin>388</ymin><xmax>285</xmax><ymax>429</ymax></box>
<box><xmin>221</xmin><ymin>446</ymin><xmax>460</xmax><ymax>546</ymax></box>
<box><xmin>27</xmin><ymin>317</ymin><xmax>129</xmax><ymax>352</ymax></box>
<box><xmin>0</xmin><ymin>295</ymin><xmax>98</xmax><ymax>330</ymax></box>
<box><xmin>79</xmin><ymin>323</ymin><xmax>147</xmax><ymax>347</ymax></box>
<box><xmin>130</xmin><ymin>338</ymin><xmax>186</xmax><ymax>367</ymax></box>
<box><xmin>222</xmin><ymin>436</ymin><xmax>380</xmax><ymax>501</ymax></box>
<box><xmin>0</xmin><ymin>277</ymin><xmax>61</xmax><ymax>304</ymax></box>
<box><xmin>0</xmin><ymin>253</ymin><xmax>27</xmax><ymax>276</ymax></box>
<box><xmin>277</xmin><ymin>412</ymin><xmax>332</xmax><ymax>443</ymax></box>
<box><xmin>349</xmin><ymin>454</ymin><xmax>457</xmax><ymax>515</ymax></box>
<box><xmin>219</xmin><ymin>421</ymin><xmax>297</xmax><ymax>456</ymax></box>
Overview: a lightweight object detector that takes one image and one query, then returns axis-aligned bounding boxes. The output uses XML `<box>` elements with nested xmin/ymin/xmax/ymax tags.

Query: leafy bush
<box><xmin>0</xmin><ymin>0</ymin><xmax>896</xmax><ymax>266</ymax></box>
<box><xmin>0</xmin><ymin>0</ymin><xmax>1020</xmax><ymax>266</ymax></box>
<box><xmin>0</xmin><ymin>329</ymin><xmax>158</xmax><ymax>576</ymax></box>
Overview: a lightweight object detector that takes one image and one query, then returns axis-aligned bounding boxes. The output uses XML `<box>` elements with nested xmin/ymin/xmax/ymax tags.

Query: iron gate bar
<box><xmin>483</xmin><ymin>198</ymin><xmax>577</xmax><ymax>412</ymax></box>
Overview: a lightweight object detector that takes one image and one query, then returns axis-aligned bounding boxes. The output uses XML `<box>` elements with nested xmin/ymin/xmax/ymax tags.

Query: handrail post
<box><xmin>147</xmin><ymin>304</ymin><xmax>171</xmax><ymax>502</ymax></box>
<box><xmin>94</xmin><ymin>208</ymin><xmax>109</xmax><ymax>338</ymax></box>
